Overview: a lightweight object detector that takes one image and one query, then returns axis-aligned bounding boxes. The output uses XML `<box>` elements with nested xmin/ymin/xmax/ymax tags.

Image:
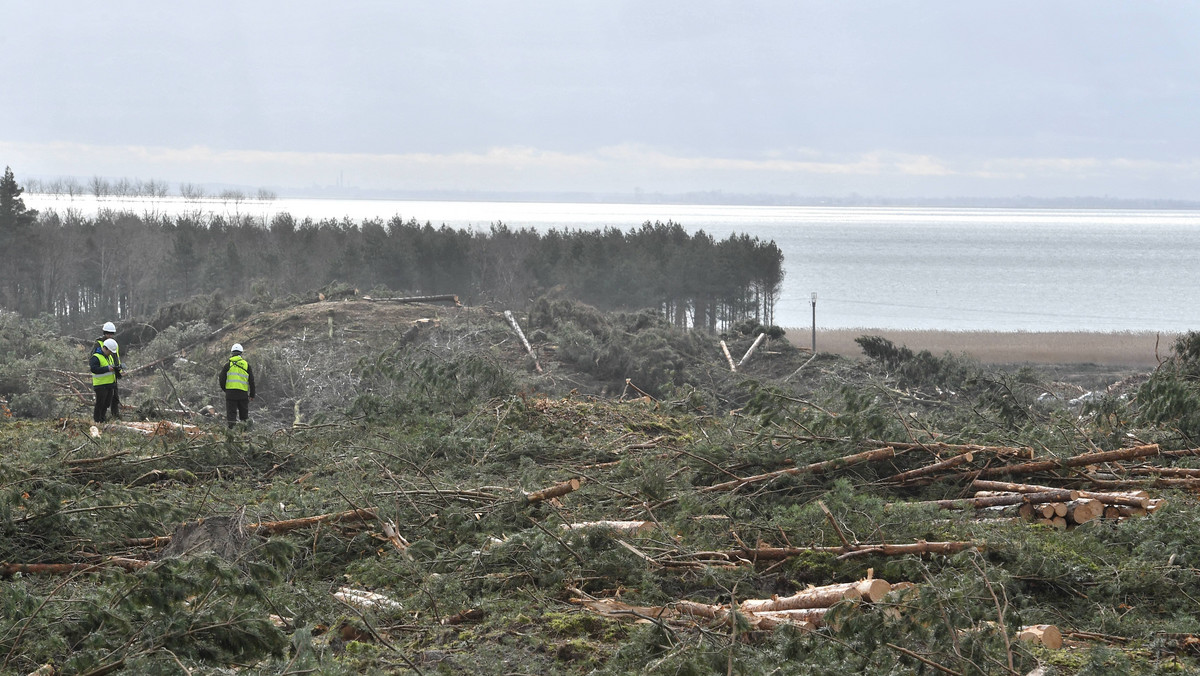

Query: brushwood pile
<box><xmin>3</xmin><ymin>294</ymin><xmax>1200</xmax><ymax>675</ymax></box>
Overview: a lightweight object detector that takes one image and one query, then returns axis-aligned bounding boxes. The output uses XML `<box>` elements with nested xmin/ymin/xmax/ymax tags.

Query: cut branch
<box><xmin>702</xmin><ymin>446</ymin><xmax>899</xmax><ymax>493</ymax></box>
<box><xmin>524</xmin><ymin>478</ymin><xmax>582</xmax><ymax>503</ymax></box>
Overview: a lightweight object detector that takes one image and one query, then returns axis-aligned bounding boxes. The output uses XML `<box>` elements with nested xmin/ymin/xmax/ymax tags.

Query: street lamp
<box><xmin>810</xmin><ymin>292</ymin><xmax>817</xmax><ymax>353</ymax></box>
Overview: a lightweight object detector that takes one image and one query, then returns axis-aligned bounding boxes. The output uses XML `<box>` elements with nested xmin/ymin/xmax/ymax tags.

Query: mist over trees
<box><xmin>0</xmin><ymin>169</ymin><xmax>783</xmax><ymax>331</ymax></box>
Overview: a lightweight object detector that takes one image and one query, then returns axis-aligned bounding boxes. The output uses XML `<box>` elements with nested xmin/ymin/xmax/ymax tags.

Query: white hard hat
<box><xmin>231</xmin><ymin>343</ymin><xmax>244</xmax><ymax>353</ymax></box>
<box><xmin>103</xmin><ymin>338</ymin><xmax>118</xmax><ymax>353</ymax></box>
<box><xmin>102</xmin><ymin>322</ymin><xmax>117</xmax><ymax>333</ymax></box>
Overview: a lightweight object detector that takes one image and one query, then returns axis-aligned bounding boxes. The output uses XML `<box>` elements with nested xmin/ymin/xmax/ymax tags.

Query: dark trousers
<box><xmin>93</xmin><ymin>385</ymin><xmax>115</xmax><ymax>423</ymax></box>
<box><xmin>226</xmin><ymin>398</ymin><xmax>250</xmax><ymax>428</ymax></box>
<box><xmin>110</xmin><ymin>384</ymin><xmax>121</xmax><ymax>419</ymax></box>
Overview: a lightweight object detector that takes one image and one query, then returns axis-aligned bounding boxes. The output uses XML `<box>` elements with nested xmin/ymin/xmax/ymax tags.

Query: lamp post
<box><xmin>810</xmin><ymin>292</ymin><xmax>817</xmax><ymax>353</ymax></box>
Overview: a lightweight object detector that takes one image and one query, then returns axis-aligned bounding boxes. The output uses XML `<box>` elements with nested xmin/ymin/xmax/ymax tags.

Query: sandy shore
<box><xmin>790</xmin><ymin>328</ymin><xmax>1180</xmax><ymax>368</ymax></box>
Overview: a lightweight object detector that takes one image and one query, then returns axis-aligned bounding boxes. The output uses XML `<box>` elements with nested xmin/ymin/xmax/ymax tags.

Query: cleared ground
<box><xmin>790</xmin><ymin>328</ymin><xmax>1178</xmax><ymax>368</ymax></box>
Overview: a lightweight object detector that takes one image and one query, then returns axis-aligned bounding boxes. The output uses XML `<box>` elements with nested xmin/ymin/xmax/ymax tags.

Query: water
<box><xmin>28</xmin><ymin>195</ymin><xmax>1200</xmax><ymax>333</ymax></box>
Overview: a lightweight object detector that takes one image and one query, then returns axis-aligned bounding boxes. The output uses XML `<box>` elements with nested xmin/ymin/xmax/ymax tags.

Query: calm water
<box><xmin>29</xmin><ymin>195</ymin><xmax>1200</xmax><ymax>332</ymax></box>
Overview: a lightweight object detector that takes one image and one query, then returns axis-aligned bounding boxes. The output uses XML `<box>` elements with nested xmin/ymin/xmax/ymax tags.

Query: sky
<box><xmin>4</xmin><ymin>1</ymin><xmax>1200</xmax><ymax>200</ymax></box>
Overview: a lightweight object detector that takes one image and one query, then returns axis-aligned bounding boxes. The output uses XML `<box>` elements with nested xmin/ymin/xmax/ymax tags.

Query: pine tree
<box><xmin>0</xmin><ymin>167</ymin><xmax>40</xmax><ymax>312</ymax></box>
<box><xmin>0</xmin><ymin>166</ymin><xmax>38</xmax><ymax>232</ymax></box>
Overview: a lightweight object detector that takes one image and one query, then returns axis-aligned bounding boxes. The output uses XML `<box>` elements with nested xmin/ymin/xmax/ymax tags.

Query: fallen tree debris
<box><xmin>1018</xmin><ymin>624</ymin><xmax>1064</xmax><ymax>650</ymax></box>
<box><xmin>524</xmin><ymin>477</ymin><xmax>582</xmax><ymax>503</ymax></box>
<box><xmin>702</xmin><ymin>446</ymin><xmax>900</xmax><ymax>493</ymax></box>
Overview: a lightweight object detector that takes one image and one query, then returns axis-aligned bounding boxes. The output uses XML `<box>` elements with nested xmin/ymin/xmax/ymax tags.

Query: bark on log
<box><xmin>674</xmin><ymin>600</ymin><xmax>726</xmax><ymax>619</ymax></box>
<box><xmin>1066</xmin><ymin>498</ymin><xmax>1102</xmax><ymax>525</ymax></box>
<box><xmin>250</xmin><ymin>508</ymin><xmax>377</xmax><ymax>535</ymax></box>
<box><xmin>1125</xmin><ymin>466</ymin><xmax>1200</xmax><ymax>477</ymax></box>
<box><xmin>720</xmin><ymin>340</ymin><xmax>737</xmax><ymax>372</ymax></box>
<box><xmin>737</xmin><ymin>333</ymin><xmax>767</xmax><ymax>368</ymax></box>
<box><xmin>703</xmin><ymin>446</ymin><xmax>899</xmax><ymax>493</ymax></box>
<box><xmin>524</xmin><ymin>478</ymin><xmax>581</xmax><ymax>503</ymax></box>
<box><xmin>1</xmin><ymin>557</ymin><xmax>150</xmax><ymax>577</ymax></box>
<box><xmin>1017</xmin><ymin>624</ymin><xmax>1063</xmax><ymax>650</ymax></box>
<box><xmin>1087</xmin><ymin>477</ymin><xmax>1200</xmax><ymax>490</ymax></box>
<box><xmin>363</xmin><ymin>294</ymin><xmax>459</xmax><ymax>305</ymax></box>
<box><xmin>740</xmin><ymin>582</ymin><xmax>864</xmax><ymax>613</ymax></box>
<box><xmin>504</xmin><ymin>310</ymin><xmax>543</xmax><ymax>373</ymax></box>
<box><xmin>901</xmin><ymin>489</ymin><xmax>1077</xmax><ymax>511</ymax></box>
<box><xmin>750</xmin><ymin>607</ymin><xmax>828</xmax><ymax>627</ymax></box>
<box><xmin>886</xmin><ymin>452</ymin><xmax>974</xmax><ymax>484</ymax></box>
<box><xmin>883</xmin><ymin>441</ymin><xmax>1034</xmax><ymax>458</ymax></box>
<box><xmin>971</xmin><ymin>479</ymin><xmax>1149</xmax><ymax>508</ymax></box>
<box><xmin>975</xmin><ymin>444</ymin><xmax>1159</xmax><ymax>478</ymax></box>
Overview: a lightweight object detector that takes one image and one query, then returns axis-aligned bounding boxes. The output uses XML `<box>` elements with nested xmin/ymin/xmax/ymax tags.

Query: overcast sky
<box><xmin>4</xmin><ymin>1</ymin><xmax>1200</xmax><ymax>200</ymax></box>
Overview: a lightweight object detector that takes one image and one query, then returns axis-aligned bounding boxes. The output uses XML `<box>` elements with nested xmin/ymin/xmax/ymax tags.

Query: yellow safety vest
<box><xmin>225</xmin><ymin>356</ymin><xmax>250</xmax><ymax>392</ymax></box>
<box><xmin>93</xmin><ymin>353</ymin><xmax>116</xmax><ymax>387</ymax></box>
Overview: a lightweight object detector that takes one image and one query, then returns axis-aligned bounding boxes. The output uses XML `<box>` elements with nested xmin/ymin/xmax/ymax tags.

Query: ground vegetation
<box><xmin>2</xmin><ymin>293</ymin><xmax>1199</xmax><ymax>675</ymax></box>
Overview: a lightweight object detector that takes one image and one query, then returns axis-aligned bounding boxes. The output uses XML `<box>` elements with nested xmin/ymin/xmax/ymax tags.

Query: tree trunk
<box><xmin>975</xmin><ymin>444</ymin><xmax>1159</xmax><ymax>478</ymax></box>
<box><xmin>971</xmin><ymin>479</ymin><xmax>1149</xmax><ymax>508</ymax></box>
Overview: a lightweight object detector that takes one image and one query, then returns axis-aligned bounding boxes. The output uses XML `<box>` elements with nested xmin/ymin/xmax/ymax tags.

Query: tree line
<box><xmin>0</xmin><ymin>167</ymin><xmax>783</xmax><ymax>331</ymax></box>
<box><xmin>23</xmin><ymin>175</ymin><xmax>277</xmax><ymax>202</ymax></box>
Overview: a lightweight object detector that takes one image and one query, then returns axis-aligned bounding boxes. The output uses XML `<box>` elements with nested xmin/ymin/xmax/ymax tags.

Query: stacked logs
<box><xmin>970</xmin><ymin>480</ymin><xmax>1163</xmax><ymax>528</ymax></box>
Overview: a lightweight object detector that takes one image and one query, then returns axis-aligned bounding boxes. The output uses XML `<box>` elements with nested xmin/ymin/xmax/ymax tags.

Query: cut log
<box><xmin>1066</xmin><ymin>499</ymin><xmax>1102</xmax><ymax>525</ymax></box>
<box><xmin>363</xmin><ymin>293</ymin><xmax>459</xmax><ymax>305</ymax></box>
<box><xmin>1017</xmin><ymin>624</ymin><xmax>1064</xmax><ymax>650</ymax></box>
<box><xmin>703</xmin><ymin>446</ymin><xmax>899</xmax><ymax>493</ymax></box>
<box><xmin>503</xmin><ymin>310</ymin><xmax>543</xmax><ymax>373</ymax></box>
<box><xmin>900</xmin><ymin>489</ymin><xmax>1077</xmax><ymax>511</ymax></box>
<box><xmin>1051</xmin><ymin>502</ymin><xmax>1068</xmax><ymax>518</ymax></box>
<box><xmin>1124</xmin><ymin>466</ymin><xmax>1200</xmax><ymax>477</ymax></box>
<box><xmin>524</xmin><ymin>478</ymin><xmax>582</xmax><ymax>503</ymax></box>
<box><xmin>1</xmin><ymin>557</ymin><xmax>150</xmax><ymax>577</ymax></box>
<box><xmin>886</xmin><ymin>452</ymin><xmax>974</xmax><ymax>484</ymax></box>
<box><xmin>737</xmin><ymin>333</ymin><xmax>768</xmax><ymax>368</ymax></box>
<box><xmin>971</xmin><ymin>479</ymin><xmax>1149</xmax><ymax>508</ymax></box>
<box><xmin>749</xmin><ymin>607</ymin><xmax>828</xmax><ymax>627</ymax></box>
<box><xmin>720</xmin><ymin>340</ymin><xmax>737</xmax><ymax>372</ymax></box>
<box><xmin>740</xmin><ymin>583</ymin><xmax>863</xmax><ymax>613</ymax></box>
<box><xmin>334</xmin><ymin>587</ymin><xmax>403</xmax><ymax>611</ymax></box>
<box><xmin>884</xmin><ymin>441</ymin><xmax>1035</xmax><ymax>458</ymax></box>
<box><xmin>1110</xmin><ymin>504</ymin><xmax>1148</xmax><ymax>518</ymax></box>
<box><xmin>975</xmin><ymin>444</ymin><xmax>1159</xmax><ymax>478</ymax></box>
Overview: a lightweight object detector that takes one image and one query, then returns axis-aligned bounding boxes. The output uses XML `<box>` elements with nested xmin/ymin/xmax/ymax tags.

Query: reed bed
<box><xmin>793</xmin><ymin>329</ymin><xmax>1176</xmax><ymax>367</ymax></box>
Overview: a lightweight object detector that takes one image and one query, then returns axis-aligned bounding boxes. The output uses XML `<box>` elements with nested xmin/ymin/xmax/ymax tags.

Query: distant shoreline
<box><xmin>791</xmin><ymin>328</ymin><xmax>1178</xmax><ymax>368</ymax></box>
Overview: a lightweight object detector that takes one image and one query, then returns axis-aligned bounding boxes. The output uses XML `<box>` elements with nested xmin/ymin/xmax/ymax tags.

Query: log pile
<box><xmin>968</xmin><ymin>480</ymin><xmax>1164</xmax><ymax>527</ymax></box>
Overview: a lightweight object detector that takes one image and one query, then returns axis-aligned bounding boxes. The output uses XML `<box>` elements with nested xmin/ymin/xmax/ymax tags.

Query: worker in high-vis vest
<box><xmin>89</xmin><ymin>338</ymin><xmax>120</xmax><ymax>423</ymax></box>
<box><xmin>93</xmin><ymin>321</ymin><xmax>122</xmax><ymax>419</ymax></box>
<box><xmin>217</xmin><ymin>343</ymin><xmax>255</xmax><ymax>428</ymax></box>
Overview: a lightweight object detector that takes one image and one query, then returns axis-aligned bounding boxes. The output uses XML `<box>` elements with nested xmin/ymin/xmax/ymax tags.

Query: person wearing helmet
<box><xmin>89</xmin><ymin>338</ymin><xmax>120</xmax><ymax>423</ymax></box>
<box><xmin>93</xmin><ymin>321</ymin><xmax>123</xmax><ymax>420</ymax></box>
<box><xmin>217</xmin><ymin>343</ymin><xmax>255</xmax><ymax>429</ymax></box>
